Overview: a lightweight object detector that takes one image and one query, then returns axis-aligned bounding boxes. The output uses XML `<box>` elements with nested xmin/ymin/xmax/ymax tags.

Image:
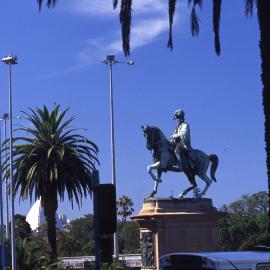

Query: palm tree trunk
<box><xmin>125</xmin><ymin>220</ymin><xmax>128</xmax><ymax>252</ymax></box>
<box><xmin>43</xmin><ymin>190</ymin><xmax>58</xmax><ymax>259</ymax></box>
<box><xmin>257</xmin><ymin>0</ymin><xmax>270</xmax><ymax>233</ymax></box>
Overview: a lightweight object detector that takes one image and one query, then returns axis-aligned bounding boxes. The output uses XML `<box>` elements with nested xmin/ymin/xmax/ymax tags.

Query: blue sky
<box><xmin>0</xmin><ymin>0</ymin><xmax>266</xmax><ymax>221</ymax></box>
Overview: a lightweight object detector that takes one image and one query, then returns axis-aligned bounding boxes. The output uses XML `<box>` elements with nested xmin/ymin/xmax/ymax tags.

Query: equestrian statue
<box><xmin>142</xmin><ymin>109</ymin><xmax>219</xmax><ymax>199</ymax></box>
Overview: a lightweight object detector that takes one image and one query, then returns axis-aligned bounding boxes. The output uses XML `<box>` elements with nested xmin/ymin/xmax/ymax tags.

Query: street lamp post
<box><xmin>102</xmin><ymin>55</ymin><xmax>134</xmax><ymax>259</ymax></box>
<box><xmin>1</xmin><ymin>113</ymin><xmax>20</xmax><ymax>242</ymax></box>
<box><xmin>3</xmin><ymin>113</ymin><xmax>9</xmax><ymax>241</ymax></box>
<box><xmin>0</xmin><ymin>116</ymin><xmax>4</xmax><ymax>269</ymax></box>
<box><xmin>2</xmin><ymin>54</ymin><xmax>17</xmax><ymax>270</ymax></box>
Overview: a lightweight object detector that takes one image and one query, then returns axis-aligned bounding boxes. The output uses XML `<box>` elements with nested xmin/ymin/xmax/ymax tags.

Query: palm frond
<box><xmin>190</xmin><ymin>7</ymin><xmax>200</xmax><ymax>36</ymax></box>
<box><xmin>37</xmin><ymin>0</ymin><xmax>57</xmax><ymax>11</ymax></box>
<box><xmin>213</xmin><ymin>0</ymin><xmax>222</xmax><ymax>55</ymax></box>
<box><xmin>167</xmin><ymin>0</ymin><xmax>177</xmax><ymax>50</ymax></box>
<box><xmin>37</xmin><ymin>0</ymin><xmax>42</xmax><ymax>11</ymax></box>
<box><xmin>120</xmin><ymin>0</ymin><xmax>132</xmax><ymax>56</ymax></box>
<box><xmin>245</xmin><ymin>0</ymin><xmax>256</xmax><ymax>16</ymax></box>
<box><xmin>194</xmin><ymin>0</ymin><xmax>203</xmax><ymax>8</ymax></box>
<box><xmin>2</xmin><ymin>105</ymin><xmax>99</xmax><ymax>209</ymax></box>
<box><xmin>113</xmin><ymin>0</ymin><xmax>118</xmax><ymax>9</ymax></box>
<box><xmin>188</xmin><ymin>0</ymin><xmax>202</xmax><ymax>8</ymax></box>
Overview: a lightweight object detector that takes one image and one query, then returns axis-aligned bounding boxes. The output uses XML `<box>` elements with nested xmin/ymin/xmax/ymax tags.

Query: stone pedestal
<box><xmin>131</xmin><ymin>197</ymin><xmax>219</xmax><ymax>270</ymax></box>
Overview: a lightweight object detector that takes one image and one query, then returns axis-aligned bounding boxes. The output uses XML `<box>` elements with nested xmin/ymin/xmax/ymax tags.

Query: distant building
<box><xmin>58</xmin><ymin>213</ymin><xmax>71</xmax><ymax>232</ymax></box>
<box><xmin>26</xmin><ymin>198</ymin><xmax>64</xmax><ymax>231</ymax></box>
<box><xmin>59</xmin><ymin>255</ymin><xmax>141</xmax><ymax>269</ymax></box>
<box><xmin>58</xmin><ymin>213</ymin><xmax>69</xmax><ymax>225</ymax></box>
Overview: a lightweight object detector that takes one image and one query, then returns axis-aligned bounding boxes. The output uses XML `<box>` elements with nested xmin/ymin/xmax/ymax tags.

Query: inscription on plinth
<box><xmin>131</xmin><ymin>197</ymin><xmax>220</xmax><ymax>270</ymax></box>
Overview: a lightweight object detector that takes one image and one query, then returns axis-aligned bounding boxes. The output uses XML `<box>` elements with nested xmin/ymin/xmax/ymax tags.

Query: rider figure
<box><xmin>171</xmin><ymin>109</ymin><xmax>195</xmax><ymax>171</ymax></box>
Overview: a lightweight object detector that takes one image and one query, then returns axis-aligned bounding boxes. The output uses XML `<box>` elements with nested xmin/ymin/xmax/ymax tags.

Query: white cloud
<box><xmin>65</xmin><ymin>0</ymin><xmax>167</xmax><ymax>17</ymax></box>
<box><xmin>129</xmin><ymin>0</ymin><xmax>167</xmax><ymax>14</ymax></box>
<box><xmin>108</xmin><ymin>17</ymin><xmax>169</xmax><ymax>52</ymax></box>
<box><xmin>67</xmin><ymin>0</ymin><xmax>116</xmax><ymax>16</ymax></box>
<box><xmin>43</xmin><ymin>0</ymin><xmax>187</xmax><ymax>77</ymax></box>
<box><xmin>132</xmin><ymin>17</ymin><xmax>169</xmax><ymax>47</ymax></box>
<box><xmin>65</xmin><ymin>0</ymin><xmax>176</xmax><ymax>67</ymax></box>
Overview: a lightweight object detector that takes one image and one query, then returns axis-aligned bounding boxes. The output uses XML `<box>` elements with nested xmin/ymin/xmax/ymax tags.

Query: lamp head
<box><xmin>2</xmin><ymin>54</ymin><xmax>17</xmax><ymax>65</ymax></box>
<box><xmin>102</xmin><ymin>55</ymin><xmax>116</xmax><ymax>65</ymax></box>
<box><xmin>106</xmin><ymin>55</ymin><xmax>116</xmax><ymax>62</ymax></box>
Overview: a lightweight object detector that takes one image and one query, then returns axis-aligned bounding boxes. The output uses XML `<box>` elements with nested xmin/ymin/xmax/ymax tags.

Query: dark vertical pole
<box><xmin>93</xmin><ymin>170</ymin><xmax>101</xmax><ymax>270</ymax></box>
<box><xmin>8</xmin><ymin>64</ymin><xmax>16</xmax><ymax>270</ymax></box>
<box><xmin>0</xmin><ymin>121</ymin><xmax>4</xmax><ymax>269</ymax></box>
<box><xmin>109</xmin><ymin>61</ymin><xmax>119</xmax><ymax>259</ymax></box>
<box><xmin>4</xmin><ymin>115</ymin><xmax>9</xmax><ymax>241</ymax></box>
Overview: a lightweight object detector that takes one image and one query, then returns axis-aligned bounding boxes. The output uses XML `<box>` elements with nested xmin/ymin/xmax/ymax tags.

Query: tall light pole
<box><xmin>3</xmin><ymin>113</ymin><xmax>9</xmax><ymax>241</ymax></box>
<box><xmin>2</xmin><ymin>54</ymin><xmax>17</xmax><ymax>270</ymax></box>
<box><xmin>1</xmin><ymin>113</ymin><xmax>20</xmax><ymax>242</ymax></box>
<box><xmin>0</xmin><ymin>116</ymin><xmax>4</xmax><ymax>269</ymax></box>
<box><xmin>102</xmin><ymin>55</ymin><xmax>134</xmax><ymax>259</ymax></box>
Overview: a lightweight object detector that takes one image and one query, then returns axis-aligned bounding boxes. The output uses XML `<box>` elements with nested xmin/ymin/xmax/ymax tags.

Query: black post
<box><xmin>93</xmin><ymin>170</ymin><xmax>101</xmax><ymax>270</ymax></box>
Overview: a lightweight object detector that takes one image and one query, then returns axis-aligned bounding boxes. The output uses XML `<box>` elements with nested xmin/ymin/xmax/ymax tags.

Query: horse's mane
<box><xmin>149</xmin><ymin>126</ymin><xmax>167</xmax><ymax>142</ymax></box>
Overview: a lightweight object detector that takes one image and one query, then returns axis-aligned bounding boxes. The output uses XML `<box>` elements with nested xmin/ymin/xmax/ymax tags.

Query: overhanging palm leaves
<box><xmin>245</xmin><ymin>0</ymin><xmax>257</xmax><ymax>16</ymax></box>
<box><xmin>3</xmin><ymin>105</ymin><xmax>99</xmax><ymax>258</ymax></box>
<box><xmin>213</xmin><ymin>0</ymin><xmax>221</xmax><ymax>55</ymax></box>
<box><xmin>112</xmin><ymin>0</ymin><xmax>222</xmax><ymax>56</ymax></box>
<box><xmin>37</xmin><ymin>0</ymin><xmax>56</xmax><ymax>11</ymax></box>
<box><xmin>36</xmin><ymin>0</ymin><xmax>221</xmax><ymax>56</ymax></box>
<box><xmin>167</xmin><ymin>0</ymin><xmax>176</xmax><ymax>50</ymax></box>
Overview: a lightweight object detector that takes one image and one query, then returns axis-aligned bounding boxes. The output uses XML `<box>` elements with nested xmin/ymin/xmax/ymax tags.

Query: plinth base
<box><xmin>131</xmin><ymin>197</ymin><xmax>219</xmax><ymax>270</ymax></box>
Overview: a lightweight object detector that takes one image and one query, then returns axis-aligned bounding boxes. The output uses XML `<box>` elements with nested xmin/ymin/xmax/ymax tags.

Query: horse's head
<box><xmin>142</xmin><ymin>125</ymin><xmax>152</xmax><ymax>150</ymax></box>
<box><xmin>142</xmin><ymin>125</ymin><xmax>160</xmax><ymax>150</ymax></box>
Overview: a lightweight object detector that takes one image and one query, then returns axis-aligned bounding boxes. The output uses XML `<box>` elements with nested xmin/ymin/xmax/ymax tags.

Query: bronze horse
<box><xmin>142</xmin><ymin>125</ymin><xmax>218</xmax><ymax>198</ymax></box>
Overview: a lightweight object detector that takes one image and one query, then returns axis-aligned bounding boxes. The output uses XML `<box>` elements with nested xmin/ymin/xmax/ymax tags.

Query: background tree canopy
<box><xmin>11</xmin><ymin>190</ymin><xmax>268</xmax><ymax>268</ymax></box>
<box><xmin>218</xmin><ymin>191</ymin><xmax>268</xmax><ymax>251</ymax></box>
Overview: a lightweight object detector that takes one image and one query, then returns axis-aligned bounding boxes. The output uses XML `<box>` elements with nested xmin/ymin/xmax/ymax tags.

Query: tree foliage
<box><xmin>118</xmin><ymin>221</ymin><xmax>140</xmax><ymax>254</ymax></box>
<box><xmin>12</xmin><ymin>235</ymin><xmax>50</xmax><ymax>270</ymax></box>
<box><xmin>36</xmin><ymin>0</ymin><xmax>221</xmax><ymax>56</ymax></box>
<box><xmin>14</xmin><ymin>214</ymin><xmax>32</xmax><ymax>239</ymax></box>
<box><xmin>3</xmin><ymin>105</ymin><xmax>98</xmax><ymax>258</ymax></box>
<box><xmin>57</xmin><ymin>214</ymin><xmax>139</xmax><ymax>256</ymax></box>
<box><xmin>112</xmin><ymin>0</ymin><xmax>221</xmax><ymax>55</ymax></box>
<box><xmin>219</xmin><ymin>191</ymin><xmax>268</xmax><ymax>251</ymax></box>
<box><xmin>9</xmin><ymin>211</ymin><xmax>139</xmax><ymax>268</ymax></box>
<box><xmin>117</xmin><ymin>196</ymin><xmax>134</xmax><ymax>222</ymax></box>
<box><xmin>117</xmin><ymin>195</ymin><xmax>135</xmax><ymax>252</ymax></box>
<box><xmin>58</xmin><ymin>214</ymin><xmax>95</xmax><ymax>256</ymax></box>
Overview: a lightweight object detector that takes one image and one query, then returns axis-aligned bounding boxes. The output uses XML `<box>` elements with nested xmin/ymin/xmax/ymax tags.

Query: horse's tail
<box><xmin>208</xmin><ymin>154</ymin><xmax>218</xmax><ymax>182</ymax></box>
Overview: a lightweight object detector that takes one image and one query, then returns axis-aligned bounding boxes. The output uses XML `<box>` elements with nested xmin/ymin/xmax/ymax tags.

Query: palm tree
<box><xmin>3</xmin><ymin>105</ymin><xmax>99</xmax><ymax>259</ymax></box>
<box><xmin>253</xmin><ymin>0</ymin><xmax>270</xmax><ymax>233</ymax></box>
<box><xmin>117</xmin><ymin>195</ymin><xmax>134</xmax><ymax>252</ymax></box>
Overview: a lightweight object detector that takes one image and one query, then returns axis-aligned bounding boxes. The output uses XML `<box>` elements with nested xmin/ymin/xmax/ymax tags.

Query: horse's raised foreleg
<box><xmin>149</xmin><ymin>178</ymin><xmax>160</xmax><ymax>198</ymax></box>
<box><xmin>147</xmin><ymin>162</ymin><xmax>162</xmax><ymax>182</ymax></box>
<box><xmin>148</xmin><ymin>163</ymin><xmax>163</xmax><ymax>197</ymax></box>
